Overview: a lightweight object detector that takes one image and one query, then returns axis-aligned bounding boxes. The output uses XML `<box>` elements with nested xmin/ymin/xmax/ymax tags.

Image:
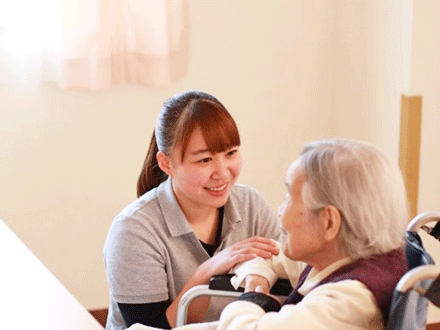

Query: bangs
<box><xmin>177</xmin><ymin>99</ymin><xmax>240</xmax><ymax>161</ymax></box>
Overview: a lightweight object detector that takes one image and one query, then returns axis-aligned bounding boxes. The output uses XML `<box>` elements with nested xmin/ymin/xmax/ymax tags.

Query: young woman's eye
<box><xmin>226</xmin><ymin>149</ymin><xmax>238</xmax><ymax>156</ymax></box>
<box><xmin>198</xmin><ymin>157</ymin><xmax>212</xmax><ymax>163</ymax></box>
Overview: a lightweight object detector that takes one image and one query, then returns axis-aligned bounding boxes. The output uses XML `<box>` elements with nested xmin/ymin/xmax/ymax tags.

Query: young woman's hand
<box><xmin>195</xmin><ymin>236</ymin><xmax>279</xmax><ymax>283</ymax></box>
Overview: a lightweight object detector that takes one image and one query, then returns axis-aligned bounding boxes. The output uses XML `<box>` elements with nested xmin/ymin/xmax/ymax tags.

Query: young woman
<box><xmin>104</xmin><ymin>91</ymin><xmax>280</xmax><ymax>330</ymax></box>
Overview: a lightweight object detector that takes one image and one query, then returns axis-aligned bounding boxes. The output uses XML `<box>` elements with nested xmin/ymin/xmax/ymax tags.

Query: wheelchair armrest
<box><xmin>209</xmin><ymin>274</ymin><xmax>241</xmax><ymax>291</ymax></box>
<box><xmin>209</xmin><ymin>274</ymin><xmax>293</xmax><ymax>296</ymax></box>
<box><xmin>270</xmin><ymin>278</ymin><xmax>293</xmax><ymax>296</ymax></box>
<box><xmin>176</xmin><ymin>275</ymin><xmax>293</xmax><ymax>326</ymax></box>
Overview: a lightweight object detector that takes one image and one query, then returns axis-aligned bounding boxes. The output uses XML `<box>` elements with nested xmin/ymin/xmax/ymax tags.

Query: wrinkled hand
<box><xmin>244</xmin><ymin>274</ymin><xmax>270</xmax><ymax>294</ymax></box>
<box><xmin>196</xmin><ymin>237</ymin><xmax>279</xmax><ymax>283</ymax></box>
<box><xmin>244</xmin><ymin>274</ymin><xmax>282</xmax><ymax>306</ymax></box>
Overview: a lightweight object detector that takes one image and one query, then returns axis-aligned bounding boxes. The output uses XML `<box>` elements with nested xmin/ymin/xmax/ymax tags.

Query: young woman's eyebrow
<box><xmin>190</xmin><ymin>146</ymin><xmax>237</xmax><ymax>157</ymax></box>
<box><xmin>190</xmin><ymin>148</ymin><xmax>211</xmax><ymax>156</ymax></box>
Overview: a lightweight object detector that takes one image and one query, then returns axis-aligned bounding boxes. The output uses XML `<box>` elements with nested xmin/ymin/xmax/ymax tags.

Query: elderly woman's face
<box><xmin>278</xmin><ymin>162</ymin><xmax>326</xmax><ymax>264</ymax></box>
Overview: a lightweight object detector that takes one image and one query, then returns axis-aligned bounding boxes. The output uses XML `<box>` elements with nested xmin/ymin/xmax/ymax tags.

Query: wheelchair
<box><xmin>176</xmin><ymin>211</ymin><xmax>440</xmax><ymax>329</ymax></box>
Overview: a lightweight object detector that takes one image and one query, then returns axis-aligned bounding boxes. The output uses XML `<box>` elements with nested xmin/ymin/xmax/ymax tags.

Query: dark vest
<box><xmin>283</xmin><ymin>248</ymin><xmax>407</xmax><ymax>323</ymax></box>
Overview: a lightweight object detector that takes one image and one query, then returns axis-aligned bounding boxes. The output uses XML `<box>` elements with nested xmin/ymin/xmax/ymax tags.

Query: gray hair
<box><xmin>297</xmin><ymin>139</ymin><xmax>408</xmax><ymax>259</ymax></box>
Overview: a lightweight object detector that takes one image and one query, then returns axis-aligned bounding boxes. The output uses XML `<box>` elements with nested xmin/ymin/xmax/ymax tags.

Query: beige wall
<box><xmin>1</xmin><ymin>0</ymin><xmax>439</xmax><ymax>322</ymax></box>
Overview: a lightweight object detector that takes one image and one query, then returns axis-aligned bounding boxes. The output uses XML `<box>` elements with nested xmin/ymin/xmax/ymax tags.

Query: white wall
<box><xmin>411</xmin><ymin>0</ymin><xmax>440</xmax><ymax>229</ymax></box>
<box><xmin>331</xmin><ymin>0</ymin><xmax>440</xmax><ymax>321</ymax></box>
<box><xmin>188</xmin><ymin>0</ymin><xmax>336</xmax><ymax>207</ymax></box>
<box><xmin>1</xmin><ymin>0</ymin><xmax>439</xmax><ymax>323</ymax></box>
<box><xmin>332</xmin><ymin>0</ymin><xmax>413</xmax><ymax>159</ymax></box>
<box><xmin>0</xmin><ymin>1</ymin><xmax>335</xmax><ymax>310</ymax></box>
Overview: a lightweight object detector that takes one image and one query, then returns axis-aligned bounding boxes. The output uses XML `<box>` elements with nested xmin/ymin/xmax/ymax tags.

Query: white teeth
<box><xmin>207</xmin><ymin>184</ymin><xmax>227</xmax><ymax>191</ymax></box>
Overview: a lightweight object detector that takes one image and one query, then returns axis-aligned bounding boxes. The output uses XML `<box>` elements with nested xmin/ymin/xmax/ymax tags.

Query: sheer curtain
<box><xmin>0</xmin><ymin>0</ymin><xmax>189</xmax><ymax>89</ymax></box>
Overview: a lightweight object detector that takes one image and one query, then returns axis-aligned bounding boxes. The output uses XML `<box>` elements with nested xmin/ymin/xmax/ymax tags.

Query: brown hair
<box><xmin>137</xmin><ymin>91</ymin><xmax>240</xmax><ymax>197</ymax></box>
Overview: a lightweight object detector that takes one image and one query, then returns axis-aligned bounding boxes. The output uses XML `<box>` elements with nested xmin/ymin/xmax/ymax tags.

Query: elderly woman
<box><xmin>217</xmin><ymin>138</ymin><xmax>409</xmax><ymax>330</ymax></box>
<box><xmin>128</xmin><ymin>138</ymin><xmax>409</xmax><ymax>330</ymax></box>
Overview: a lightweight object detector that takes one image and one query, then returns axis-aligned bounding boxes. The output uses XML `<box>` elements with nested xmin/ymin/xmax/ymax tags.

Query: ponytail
<box><xmin>137</xmin><ymin>130</ymin><xmax>168</xmax><ymax>197</ymax></box>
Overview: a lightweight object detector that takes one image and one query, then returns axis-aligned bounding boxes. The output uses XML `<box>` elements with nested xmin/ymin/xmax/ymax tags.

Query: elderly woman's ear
<box><xmin>321</xmin><ymin>205</ymin><xmax>342</xmax><ymax>241</ymax></box>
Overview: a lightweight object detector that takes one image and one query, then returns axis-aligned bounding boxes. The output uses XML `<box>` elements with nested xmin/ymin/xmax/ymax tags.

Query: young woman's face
<box><xmin>167</xmin><ymin>127</ymin><xmax>242</xmax><ymax>213</ymax></box>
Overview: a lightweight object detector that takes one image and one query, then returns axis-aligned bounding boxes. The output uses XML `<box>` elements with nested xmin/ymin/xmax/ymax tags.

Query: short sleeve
<box><xmin>104</xmin><ymin>214</ymin><xmax>169</xmax><ymax>303</ymax></box>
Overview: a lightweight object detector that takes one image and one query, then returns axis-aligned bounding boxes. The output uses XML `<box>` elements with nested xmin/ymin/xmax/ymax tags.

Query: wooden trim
<box><xmin>89</xmin><ymin>308</ymin><xmax>108</xmax><ymax>328</ymax></box>
<box><xmin>399</xmin><ymin>94</ymin><xmax>422</xmax><ymax>219</ymax></box>
<box><xmin>399</xmin><ymin>95</ymin><xmax>440</xmax><ymax>330</ymax></box>
<box><xmin>427</xmin><ymin>323</ymin><xmax>440</xmax><ymax>330</ymax></box>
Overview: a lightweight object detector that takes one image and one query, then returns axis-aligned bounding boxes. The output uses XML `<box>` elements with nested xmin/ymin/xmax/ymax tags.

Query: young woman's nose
<box><xmin>212</xmin><ymin>158</ymin><xmax>230</xmax><ymax>180</ymax></box>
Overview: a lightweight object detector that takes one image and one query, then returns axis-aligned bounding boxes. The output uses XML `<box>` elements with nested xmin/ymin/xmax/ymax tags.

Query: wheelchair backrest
<box><xmin>386</xmin><ymin>212</ymin><xmax>440</xmax><ymax>330</ymax></box>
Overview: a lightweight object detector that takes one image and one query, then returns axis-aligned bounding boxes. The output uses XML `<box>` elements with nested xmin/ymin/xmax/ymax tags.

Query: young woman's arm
<box><xmin>165</xmin><ymin>236</ymin><xmax>279</xmax><ymax>327</ymax></box>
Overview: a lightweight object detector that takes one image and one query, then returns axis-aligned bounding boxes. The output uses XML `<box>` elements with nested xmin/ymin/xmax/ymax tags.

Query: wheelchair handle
<box><xmin>406</xmin><ymin>211</ymin><xmax>440</xmax><ymax>232</ymax></box>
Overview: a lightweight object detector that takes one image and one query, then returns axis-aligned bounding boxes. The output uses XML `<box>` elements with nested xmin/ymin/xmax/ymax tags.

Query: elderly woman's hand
<box><xmin>244</xmin><ymin>274</ymin><xmax>270</xmax><ymax>293</ymax></box>
<box><xmin>240</xmin><ymin>275</ymin><xmax>282</xmax><ymax>313</ymax></box>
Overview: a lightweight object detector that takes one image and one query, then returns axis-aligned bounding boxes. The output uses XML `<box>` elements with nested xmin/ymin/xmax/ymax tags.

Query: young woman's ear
<box><xmin>322</xmin><ymin>205</ymin><xmax>342</xmax><ymax>241</ymax></box>
<box><xmin>156</xmin><ymin>151</ymin><xmax>173</xmax><ymax>177</ymax></box>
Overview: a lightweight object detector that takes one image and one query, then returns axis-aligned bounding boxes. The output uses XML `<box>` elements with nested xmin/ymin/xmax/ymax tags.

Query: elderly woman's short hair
<box><xmin>296</xmin><ymin>139</ymin><xmax>408</xmax><ymax>259</ymax></box>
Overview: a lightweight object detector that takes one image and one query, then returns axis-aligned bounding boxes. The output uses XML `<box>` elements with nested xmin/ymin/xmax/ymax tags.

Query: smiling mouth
<box><xmin>205</xmin><ymin>184</ymin><xmax>227</xmax><ymax>192</ymax></box>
